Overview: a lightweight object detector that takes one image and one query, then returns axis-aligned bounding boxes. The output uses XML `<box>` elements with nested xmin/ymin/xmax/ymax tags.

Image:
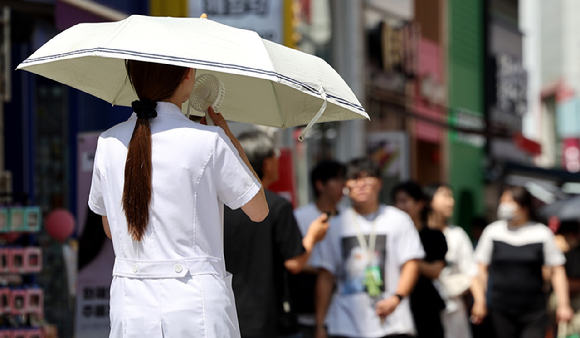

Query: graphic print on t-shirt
<box><xmin>339</xmin><ymin>235</ymin><xmax>387</xmax><ymax>295</ymax></box>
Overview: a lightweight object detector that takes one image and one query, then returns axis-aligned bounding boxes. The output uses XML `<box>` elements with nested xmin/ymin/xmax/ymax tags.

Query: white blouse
<box><xmin>88</xmin><ymin>101</ymin><xmax>260</xmax><ymax>338</ymax></box>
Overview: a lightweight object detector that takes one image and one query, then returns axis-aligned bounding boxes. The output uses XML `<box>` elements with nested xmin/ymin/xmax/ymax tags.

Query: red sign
<box><xmin>562</xmin><ymin>138</ymin><xmax>580</xmax><ymax>173</ymax></box>
<box><xmin>413</xmin><ymin>38</ymin><xmax>444</xmax><ymax>143</ymax></box>
<box><xmin>513</xmin><ymin>132</ymin><xmax>542</xmax><ymax>156</ymax></box>
<box><xmin>268</xmin><ymin>148</ymin><xmax>298</xmax><ymax>208</ymax></box>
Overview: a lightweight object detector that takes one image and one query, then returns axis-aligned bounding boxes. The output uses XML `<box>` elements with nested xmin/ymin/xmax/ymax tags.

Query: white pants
<box><xmin>442</xmin><ymin>296</ymin><xmax>472</xmax><ymax>338</ymax></box>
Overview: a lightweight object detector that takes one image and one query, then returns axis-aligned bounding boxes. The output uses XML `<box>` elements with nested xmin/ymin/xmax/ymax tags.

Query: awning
<box><xmin>55</xmin><ymin>0</ymin><xmax>127</xmax><ymax>31</ymax></box>
<box><xmin>513</xmin><ymin>132</ymin><xmax>542</xmax><ymax>156</ymax></box>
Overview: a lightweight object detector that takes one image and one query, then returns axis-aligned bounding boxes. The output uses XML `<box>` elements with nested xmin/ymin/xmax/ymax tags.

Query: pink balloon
<box><xmin>45</xmin><ymin>209</ymin><xmax>75</xmax><ymax>242</ymax></box>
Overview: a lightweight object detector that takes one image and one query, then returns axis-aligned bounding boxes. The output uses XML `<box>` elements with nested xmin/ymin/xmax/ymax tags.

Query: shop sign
<box><xmin>372</xmin><ymin>71</ymin><xmax>407</xmax><ymax>94</ymax></box>
<box><xmin>413</xmin><ymin>38</ymin><xmax>444</xmax><ymax>143</ymax></box>
<box><xmin>381</xmin><ymin>21</ymin><xmax>419</xmax><ymax>76</ymax></box>
<box><xmin>556</xmin><ymin>97</ymin><xmax>580</xmax><ymax>138</ymax></box>
<box><xmin>367</xmin><ymin>132</ymin><xmax>410</xmax><ymax>180</ymax></box>
<box><xmin>449</xmin><ymin>108</ymin><xmax>485</xmax><ymax>148</ymax></box>
<box><xmin>416</xmin><ymin>38</ymin><xmax>445</xmax><ymax>106</ymax></box>
<box><xmin>367</xmin><ymin>132</ymin><xmax>410</xmax><ymax>203</ymax></box>
<box><xmin>490</xmin><ymin>53</ymin><xmax>527</xmax><ymax>131</ymax></box>
<box><xmin>419</xmin><ymin>74</ymin><xmax>445</xmax><ymax>106</ymax></box>
<box><xmin>189</xmin><ymin>0</ymin><xmax>283</xmax><ymax>43</ymax></box>
<box><xmin>562</xmin><ymin>138</ymin><xmax>580</xmax><ymax>173</ymax></box>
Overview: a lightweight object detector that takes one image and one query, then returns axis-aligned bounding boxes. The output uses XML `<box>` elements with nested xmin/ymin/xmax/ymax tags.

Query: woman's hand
<box><xmin>557</xmin><ymin>304</ymin><xmax>574</xmax><ymax>323</ymax></box>
<box><xmin>200</xmin><ymin>107</ymin><xmax>242</xmax><ymax>156</ymax></box>
<box><xmin>470</xmin><ymin>300</ymin><xmax>487</xmax><ymax>325</ymax></box>
<box><xmin>200</xmin><ymin>107</ymin><xmax>233</xmax><ymax>135</ymax></box>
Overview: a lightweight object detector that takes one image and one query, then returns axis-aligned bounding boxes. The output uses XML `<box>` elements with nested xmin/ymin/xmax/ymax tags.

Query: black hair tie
<box><xmin>132</xmin><ymin>99</ymin><xmax>157</xmax><ymax>119</ymax></box>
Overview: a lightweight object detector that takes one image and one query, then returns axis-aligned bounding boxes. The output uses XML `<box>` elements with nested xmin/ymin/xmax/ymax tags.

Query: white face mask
<box><xmin>497</xmin><ymin>203</ymin><xmax>517</xmax><ymax>221</ymax></box>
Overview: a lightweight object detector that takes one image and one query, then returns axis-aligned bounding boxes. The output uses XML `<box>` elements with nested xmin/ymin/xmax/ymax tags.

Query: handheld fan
<box><xmin>187</xmin><ymin>74</ymin><xmax>226</xmax><ymax>125</ymax></box>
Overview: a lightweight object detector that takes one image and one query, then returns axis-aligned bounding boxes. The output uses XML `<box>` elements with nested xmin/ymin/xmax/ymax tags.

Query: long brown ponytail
<box><xmin>124</xmin><ymin>60</ymin><xmax>189</xmax><ymax>241</ymax></box>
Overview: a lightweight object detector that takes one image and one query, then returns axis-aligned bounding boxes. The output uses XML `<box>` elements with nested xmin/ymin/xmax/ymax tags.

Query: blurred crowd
<box><xmin>223</xmin><ymin>130</ymin><xmax>576</xmax><ymax>338</ymax></box>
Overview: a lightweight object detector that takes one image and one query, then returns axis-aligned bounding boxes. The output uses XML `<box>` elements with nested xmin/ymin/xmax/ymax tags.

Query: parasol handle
<box><xmin>298</xmin><ymin>87</ymin><xmax>327</xmax><ymax>142</ymax></box>
<box><xmin>199</xmin><ymin>12</ymin><xmax>211</xmax><ymax>127</ymax></box>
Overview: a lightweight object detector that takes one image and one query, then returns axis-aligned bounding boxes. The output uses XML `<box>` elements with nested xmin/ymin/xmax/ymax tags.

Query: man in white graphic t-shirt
<box><xmin>312</xmin><ymin>158</ymin><xmax>425</xmax><ymax>338</ymax></box>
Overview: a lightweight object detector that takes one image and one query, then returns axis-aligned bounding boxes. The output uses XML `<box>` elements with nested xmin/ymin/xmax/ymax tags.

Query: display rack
<box><xmin>0</xmin><ymin>193</ymin><xmax>52</xmax><ymax>338</ymax></box>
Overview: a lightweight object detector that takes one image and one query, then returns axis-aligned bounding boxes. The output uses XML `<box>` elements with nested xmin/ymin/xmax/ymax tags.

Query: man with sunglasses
<box><xmin>312</xmin><ymin>158</ymin><xmax>424</xmax><ymax>338</ymax></box>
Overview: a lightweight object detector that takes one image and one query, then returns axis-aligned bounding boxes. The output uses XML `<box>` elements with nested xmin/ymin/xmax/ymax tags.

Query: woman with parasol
<box><xmin>17</xmin><ymin>14</ymin><xmax>369</xmax><ymax>337</ymax></box>
<box><xmin>88</xmin><ymin>60</ymin><xmax>268</xmax><ymax>337</ymax></box>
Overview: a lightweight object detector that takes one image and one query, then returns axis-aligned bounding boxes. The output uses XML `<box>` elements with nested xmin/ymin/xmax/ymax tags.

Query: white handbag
<box><xmin>439</xmin><ymin>273</ymin><xmax>471</xmax><ymax>298</ymax></box>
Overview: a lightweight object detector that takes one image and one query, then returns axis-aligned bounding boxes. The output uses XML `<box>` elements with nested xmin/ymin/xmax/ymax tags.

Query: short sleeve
<box><xmin>88</xmin><ymin>139</ymin><xmax>107</xmax><ymax>216</ymax></box>
<box><xmin>293</xmin><ymin>206</ymin><xmax>315</xmax><ymax>237</ymax></box>
<box><xmin>213</xmin><ymin>129</ymin><xmax>261</xmax><ymax>210</ymax></box>
<box><xmin>273</xmin><ymin>196</ymin><xmax>305</xmax><ymax>260</ymax></box>
<box><xmin>427</xmin><ymin>230</ymin><xmax>448</xmax><ymax>262</ymax></box>
<box><xmin>310</xmin><ymin>218</ymin><xmax>341</xmax><ymax>275</ymax></box>
<box><xmin>395</xmin><ymin>215</ymin><xmax>425</xmax><ymax>265</ymax></box>
<box><xmin>544</xmin><ymin>229</ymin><xmax>566</xmax><ymax>266</ymax></box>
<box><xmin>475</xmin><ymin>225</ymin><xmax>494</xmax><ymax>265</ymax></box>
<box><xmin>456</xmin><ymin>228</ymin><xmax>478</xmax><ymax>277</ymax></box>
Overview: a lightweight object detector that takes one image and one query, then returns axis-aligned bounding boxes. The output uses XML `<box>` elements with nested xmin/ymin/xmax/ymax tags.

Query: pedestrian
<box><xmin>392</xmin><ymin>181</ymin><xmax>448</xmax><ymax>338</ymax></box>
<box><xmin>475</xmin><ymin>186</ymin><xmax>573</xmax><ymax>338</ymax></box>
<box><xmin>313</xmin><ymin>158</ymin><xmax>425</xmax><ymax>338</ymax></box>
<box><xmin>223</xmin><ymin>130</ymin><xmax>330</xmax><ymax>338</ymax></box>
<box><xmin>424</xmin><ymin>183</ymin><xmax>486</xmax><ymax>338</ymax></box>
<box><xmin>549</xmin><ymin>220</ymin><xmax>580</xmax><ymax>337</ymax></box>
<box><xmin>292</xmin><ymin>160</ymin><xmax>346</xmax><ymax>338</ymax></box>
<box><xmin>88</xmin><ymin>60</ymin><xmax>269</xmax><ymax>337</ymax></box>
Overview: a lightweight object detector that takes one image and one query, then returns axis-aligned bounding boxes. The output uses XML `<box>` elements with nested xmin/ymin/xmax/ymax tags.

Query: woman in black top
<box><xmin>392</xmin><ymin>181</ymin><xmax>448</xmax><ymax>338</ymax></box>
<box><xmin>475</xmin><ymin>186</ymin><xmax>573</xmax><ymax>338</ymax></box>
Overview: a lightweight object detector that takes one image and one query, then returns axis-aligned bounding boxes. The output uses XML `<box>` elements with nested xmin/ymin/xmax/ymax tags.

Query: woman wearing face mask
<box><xmin>424</xmin><ymin>183</ymin><xmax>487</xmax><ymax>338</ymax></box>
<box><xmin>474</xmin><ymin>186</ymin><xmax>573</xmax><ymax>338</ymax></box>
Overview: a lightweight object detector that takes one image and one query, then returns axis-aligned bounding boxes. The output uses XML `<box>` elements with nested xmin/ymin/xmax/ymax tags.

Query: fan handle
<box><xmin>205</xmin><ymin>110</ymin><xmax>214</xmax><ymax>126</ymax></box>
<box><xmin>186</xmin><ymin>100</ymin><xmax>214</xmax><ymax>126</ymax></box>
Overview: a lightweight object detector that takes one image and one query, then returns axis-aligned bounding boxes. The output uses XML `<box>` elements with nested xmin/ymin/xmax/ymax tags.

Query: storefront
<box><xmin>365</xmin><ymin>14</ymin><xmax>415</xmax><ymax>203</ymax></box>
<box><xmin>4</xmin><ymin>1</ymin><xmax>146</xmax><ymax>336</ymax></box>
<box><xmin>412</xmin><ymin>37</ymin><xmax>445</xmax><ymax>185</ymax></box>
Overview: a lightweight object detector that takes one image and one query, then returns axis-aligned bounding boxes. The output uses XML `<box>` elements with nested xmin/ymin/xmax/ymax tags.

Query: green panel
<box><xmin>449</xmin><ymin>141</ymin><xmax>484</xmax><ymax>236</ymax></box>
<box><xmin>448</xmin><ymin>0</ymin><xmax>484</xmax><ymax>113</ymax></box>
<box><xmin>449</xmin><ymin>62</ymin><xmax>484</xmax><ymax>112</ymax></box>
<box><xmin>447</xmin><ymin>0</ymin><xmax>485</xmax><ymax>234</ymax></box>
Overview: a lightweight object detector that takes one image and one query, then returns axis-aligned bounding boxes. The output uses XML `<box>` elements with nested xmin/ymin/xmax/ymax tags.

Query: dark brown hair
<box><xmin>123</xmin><ymin>60</ymin><xmax>189</xmax><ymax>241</ymax></box>
<box><xmin>424</xmin><ymin>183</ymin><xmax>453</xmax><ymax>224</ymax></box>
<box><xmin>503</xmin><ymin>185</ymin><xmax>538</xmax><ymax>222</ymax></box>
<box><xmin>345</xmin><ymin>157</ymin><xmax>381</xmax><ymax>180</ymax></box>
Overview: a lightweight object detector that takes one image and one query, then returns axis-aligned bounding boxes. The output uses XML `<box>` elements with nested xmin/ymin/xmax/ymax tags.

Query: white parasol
<box><xmin>17</xmin><ymin>15</ymin><xmax>368</xmax><ymax>140</ymax></box>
